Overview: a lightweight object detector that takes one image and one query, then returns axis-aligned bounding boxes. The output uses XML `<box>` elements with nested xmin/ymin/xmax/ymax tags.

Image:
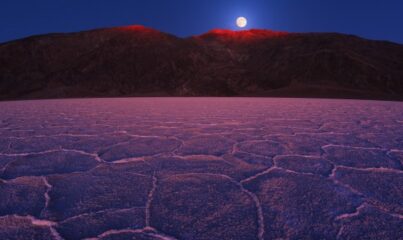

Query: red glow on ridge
<box><xmin>113</xmin><ymin>25</ymin><xmax>288</xmax><ymax>42</ymax></box>
<box><xmin>118</xmin><ymin>25</ymin><xmax>157</xmax><ymax>32</ymax></box>
<box><xmin>198</xmin><ymin>29</ymin><xmax>289</xmax><ymax>42</ymax></box>
<box><xmin>115</xmin><ymin>25</ymin><xmax>173</xmax><ymax>40</ymax></box>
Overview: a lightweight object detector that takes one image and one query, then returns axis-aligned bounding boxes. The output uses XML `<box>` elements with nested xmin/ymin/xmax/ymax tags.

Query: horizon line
<box><xmin>0</xmin><ymin>24</ymin><xmax>400</xmax><ymax>45</ymax></box>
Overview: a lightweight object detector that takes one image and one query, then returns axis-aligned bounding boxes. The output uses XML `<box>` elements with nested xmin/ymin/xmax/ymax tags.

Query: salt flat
<box><xmin>0</xmin><ymin>98</ymin><xmax>402</xmax><ymax>239</ymax></box>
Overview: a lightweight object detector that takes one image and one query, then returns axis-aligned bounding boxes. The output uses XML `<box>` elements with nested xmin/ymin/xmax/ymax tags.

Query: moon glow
<box><xmin>236</xmin><ymin>17</ymin><xmax>247</xmax><ymax>28</ymax></box>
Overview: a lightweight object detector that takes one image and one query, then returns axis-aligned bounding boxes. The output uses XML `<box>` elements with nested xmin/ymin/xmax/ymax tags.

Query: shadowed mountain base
<box><xmin>1</xmin><ymin>26</ymin><xmax>403</xmax><ymax>100</ymax></box>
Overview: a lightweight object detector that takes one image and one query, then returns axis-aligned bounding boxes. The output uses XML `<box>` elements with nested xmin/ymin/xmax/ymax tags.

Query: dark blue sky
<box><xmin>1</xmin><ymin>0</ymin><xmax>403</xmax><ymax>43</ymax></box>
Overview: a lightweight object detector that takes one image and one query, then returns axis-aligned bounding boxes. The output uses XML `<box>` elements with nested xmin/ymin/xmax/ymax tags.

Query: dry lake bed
<box><xmin>0</xmin><ymin>98</ymin><xmax>402</xmax><ymax>240</ymax></box>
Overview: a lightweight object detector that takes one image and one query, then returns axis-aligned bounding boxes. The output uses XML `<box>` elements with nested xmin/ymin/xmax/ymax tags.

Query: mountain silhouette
<box><xmin>1</xmin><ymin>25</ymin><xmax>402</xmax><ymax>100</ymax></box>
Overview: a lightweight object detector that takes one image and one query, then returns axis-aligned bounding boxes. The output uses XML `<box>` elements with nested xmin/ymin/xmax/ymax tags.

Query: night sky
<box><xmin>1</xmin><ymin>0</ymin><xmax>403</xmax><ymax>43</ymax></box>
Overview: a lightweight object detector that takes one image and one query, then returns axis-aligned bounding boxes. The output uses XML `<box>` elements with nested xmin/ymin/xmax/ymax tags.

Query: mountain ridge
<box><xmin>1</xmin><ymin>25</ymin><xmax>402</xmax><ymax>100</ymax></box>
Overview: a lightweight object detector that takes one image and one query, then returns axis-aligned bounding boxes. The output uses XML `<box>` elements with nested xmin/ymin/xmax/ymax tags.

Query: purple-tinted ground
<box><xmin>0</xmin><ymin>98</ymin><xmax>402</xmax><ymax>240</ymax></box>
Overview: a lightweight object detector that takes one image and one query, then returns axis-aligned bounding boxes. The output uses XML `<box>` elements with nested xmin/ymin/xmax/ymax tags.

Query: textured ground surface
<box><xmin>0</xmin><ymin>98</ymin><xmax>402</xmax><ymax>240</ymax></box>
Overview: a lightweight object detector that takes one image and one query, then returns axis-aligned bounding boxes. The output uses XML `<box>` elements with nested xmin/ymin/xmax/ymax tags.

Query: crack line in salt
<box><xmin>240</xmin><ymin>167</ymin><xmax>276</xmax><ymax>184</ymax></box>
<box><xmin>321</xmin><ymin>144</ymin><xmax>386</xmax><ymax>151</ymax></box>
<box><xmin>334</xmin><ymin>165</ymin><xmax>403</xmax><ymax>174</ymax></box>
<box><xmin>41</xmin><ymin>176</ymin><xmax>52</xmax><ymax>217</ymax></box>
<box><xmin>146</xmin><ymin>174</ymin><xmax>158</xmax><ymax>227</ymax></box>
<box><xmin>3</xmin><ymin>215</ymin><xmax>64</xmax><ymax>240</ymax></box>
<box><xmin>60</xmin><ymin>207</ymin><xmax>145</xmax><ymax>223</ymax></box>
<box><xmin>163</xmin><ymin>172</ymin><xmax>265</xmax><ymax>240</ymax></box>
<box><xmin>328</xmin><ymin>166</ymin><xmax>364</xmax><ymax>196</ymax></box>
<box><xmin>90</xmin><ymin>227</ymin><xmax>178</xmax><ymax>240</ymax></box>
<box><xmin>335</xmin><ymin>203</ymin><xmax>367</xmax><ymax>220</ymax></box>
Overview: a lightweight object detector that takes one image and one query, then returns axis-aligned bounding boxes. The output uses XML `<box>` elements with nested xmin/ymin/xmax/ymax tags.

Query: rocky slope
<box><xmin>0</xmin><ymin>25</ymin><xmax>402</xmax><ymax>100</ymax></box>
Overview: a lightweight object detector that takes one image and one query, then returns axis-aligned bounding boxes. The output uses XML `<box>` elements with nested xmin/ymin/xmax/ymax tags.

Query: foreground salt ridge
<box><xmin>0</xmin><ymin>98</ymin><xmax>402</xmax><ymax>239</ymax></box>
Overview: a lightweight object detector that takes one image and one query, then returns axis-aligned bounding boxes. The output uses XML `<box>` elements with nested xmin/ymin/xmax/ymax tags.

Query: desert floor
<box><xmin>0</xmin><ymin>98</ymin><xmax>402</xmax><ymax>239</ymax></box>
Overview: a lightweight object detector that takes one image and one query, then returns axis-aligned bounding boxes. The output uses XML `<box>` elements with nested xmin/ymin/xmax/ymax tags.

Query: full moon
<box><xmin>236</xmin><ymin>17</ymin><xmax>247</xmax><ymax>28</ymax></box>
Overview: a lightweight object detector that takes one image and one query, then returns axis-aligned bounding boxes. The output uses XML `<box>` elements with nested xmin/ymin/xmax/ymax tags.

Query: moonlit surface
<box><xmin>0</xmin><ymin>98</ymin><xmax>402</xmax><ymax>239</ymax></box>
<box><xmin>236</xmin><ymin>16</ymin><xmax>247</xmax><ymax>28</ymax></box>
